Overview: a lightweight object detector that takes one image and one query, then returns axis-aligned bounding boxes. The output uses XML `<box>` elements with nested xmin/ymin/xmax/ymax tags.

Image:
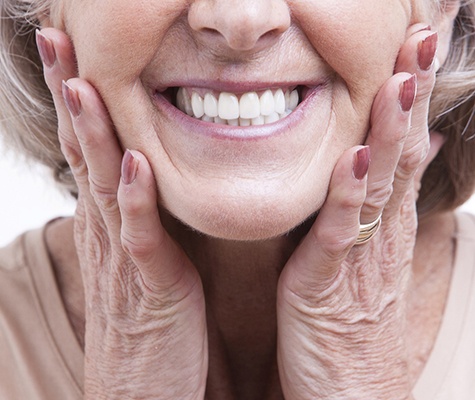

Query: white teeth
<box><xmin>191</xmin><ymin>92</ymin><xmax>204</xmax><ymax>118</ymax></box>
<box><xmin>239</xmin><ymin>92</ymin><xmax>260</xmax><ymax>119</ymax></box>
<box><xmin>289</xmin><ymin>90</ymin><xmax>299</xmax><ymax>110</ymax></box>
<box><xmin>177</xmin><ymin>88</ymin><xmax>193</xmax><ymax>116</ymax></box>
<box><xmin>284</xmin><ymin>90</ymin><xmax>290</xmax><ymax>109</ymax></box>
<box><xmin>218</xmin><ymin>92</ymin><xmax>240</xmax><ymax>120</ymax></box>
<box><xmin>265</xmin><ymin>112</ymin><xmax>280</xmax><ymax>124</ymax></box>
<box><xmin>252</xmin><ymin>115</ymin><xmax>265</xmax><ymax>126</ymax></box>
<box><xmin>204</xmin><ymin>93</ymin><xmax>219</xmax><ymax>117</ymax></box>
<box><xmin>214</xmin><ymin>116</ymin><xmax>226</xmax><ymax>124</ymax></box>
<box><xmin>202</xmin><ymin>115</ymin><xmax>214</xmax><ymax>122</ymax></box>
<box><xmin>259</xmin><ymin>90</ymin><xmax>275</xmax><ymax>116</ymax></box>
<box><xmin>274</xmin><ymin>89</ymin><xmax>286</xmax><ymax>114</ymax></box>
<box><xmin>177</xmin><ymin>87</ymin><xmax>300</xmax><ymax>126</ymax></box>
<box><xmin>239</xmin><ymin>118</ymin><xmax>251</xmax><ymax>126</ymax></box>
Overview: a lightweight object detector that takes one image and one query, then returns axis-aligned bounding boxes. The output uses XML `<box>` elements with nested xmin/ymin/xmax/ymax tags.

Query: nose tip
<box><xmin>188</xmin><ymin>0</ymin><xmax>291</xmax><ymax>52</ymax></box>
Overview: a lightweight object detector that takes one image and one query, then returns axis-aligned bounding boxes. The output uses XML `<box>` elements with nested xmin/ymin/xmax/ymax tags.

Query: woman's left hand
<box><xmin>277</xmin><ymin>26</ymin><xmax>442</xmax><ymax>399</ymax></box>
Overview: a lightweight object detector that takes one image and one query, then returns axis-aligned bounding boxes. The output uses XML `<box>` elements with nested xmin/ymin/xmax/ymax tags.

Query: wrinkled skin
<box><xmin>37</xmin><ymin>0</ymin><xmax>459</xmax><ymax>398</ymax></box>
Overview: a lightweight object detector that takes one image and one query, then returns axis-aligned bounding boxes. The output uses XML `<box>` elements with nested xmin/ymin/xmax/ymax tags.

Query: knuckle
<box><xmin>366</xmin><ymin>180</ymin><xmax>393</xmax><ymax>211</ymax></box>
<box><xmin>85</xmin><ymin>224</ymin><xmax>111</xmax><ymax>264</ymax></box>
<box><xmin>59</xmin><ymin>132</ymin><xmax>80</xmax><ymax>159</ymax></box>
<box><xmin>362</xmin><ymin>200</ymin><xmax>385</xmax><ymax>218</ymax></box>
<box><xmin>313</xmin><ymin>226</ymin><xmax>356</xmax><ymax>258</ymax></box>
<box><xmin>398</xmin><ymin>141</ymin><xmax>429</xmax><ymax>176</ymax></box>
<box><xmin>61</xmin><ymin>148</ymin><xmax>89</xmax><ymax>186</ymax></box>
<box><xmin>72</xmin><ymin>162</ymin><xmax>89</xmax><ymax>186</ymax></box>
<box><xmin>338</xmin><ymin>190</ymin><xmax>365</xmax><ymax>210</ymax></box>
<box><xmin>79</xmin><ymin>131</ymin><xmax>99</xmax><ymax>150</ymax></box>
<box><xmin>120</xmin><ymin>191</ymin><xmax>146</xmax><ymax>216</ymax></box>
<box><xmin>88</xmin><ymin>176</ymin><xmax>118</xmax><ymax>213</ymax></box>
<box><xmin>121</xmin><ymin>232</ymin><xmax>155</xmax><ymax>263</ymax></box>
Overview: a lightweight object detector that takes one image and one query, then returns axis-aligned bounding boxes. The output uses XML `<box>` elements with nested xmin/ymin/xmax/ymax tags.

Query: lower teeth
<box><xmin>201</xmin><ymin>110</ymin><xmax>292</xmax><ymax>126</ymax></box>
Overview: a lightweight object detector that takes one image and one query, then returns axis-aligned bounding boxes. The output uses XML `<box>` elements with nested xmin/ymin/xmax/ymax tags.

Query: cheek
<box><xmin>64</xmin><ymin>1</ymin><xmax>187</xmax><ymax>151</ymax></box>
<box><xmin>66</xmin><ymin>1</ymin><xmax>184</xmax><ymax>87</ymax></box>
<box><xmin>293</xmin><ymin>1</ymin><xmax>410</xmax><ymax>108</ymax></box>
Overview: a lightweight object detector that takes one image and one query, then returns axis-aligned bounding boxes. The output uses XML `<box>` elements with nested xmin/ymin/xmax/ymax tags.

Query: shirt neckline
<box><xmin>412</xmin><ymin>212</ymin><xmax>475</xmax><ymax>399</ymax></box>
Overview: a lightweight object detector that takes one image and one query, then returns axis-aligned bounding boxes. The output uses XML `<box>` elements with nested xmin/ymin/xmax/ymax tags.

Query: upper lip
<box><xmin>154</xmin><ymin>79</ymin><xmax>324</xmax><ymax>94</ymax></box>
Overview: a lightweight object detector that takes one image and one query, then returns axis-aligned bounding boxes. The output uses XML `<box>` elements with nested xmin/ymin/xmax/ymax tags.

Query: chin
<box><xmin>163</xmin><ymin>187</ymin><xmax>324</xmax><ymax>241</ymax></box>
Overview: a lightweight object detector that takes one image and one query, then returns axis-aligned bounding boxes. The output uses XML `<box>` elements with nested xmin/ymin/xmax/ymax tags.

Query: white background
<box><xmin>1</xmin><ymin>140</ymin><xmax>475</xmax><ymax>247</ymax></box>
<box><xmin>0</xmin><ymin>142</ymin><xmax>76</xmax><ymax>247</ymax></box>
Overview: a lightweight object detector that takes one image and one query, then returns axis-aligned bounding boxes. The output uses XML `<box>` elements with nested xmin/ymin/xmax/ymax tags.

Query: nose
<box><xmin>188</xmin><ymin>0</ymin><xmax>291</xmax><ymax>52</ymax></box>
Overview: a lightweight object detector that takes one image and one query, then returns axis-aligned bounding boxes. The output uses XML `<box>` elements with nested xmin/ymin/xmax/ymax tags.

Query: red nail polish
<box><xmin>417</xmin><ymin>32</ymin><xmax>438</xmax><ymax>71</ymax></box>
<box><xmin>353</xmin><ymin>146</ymin><xmax>370</xmax><ymax>180</ymax></box>
<box><xmin>399</xmin><ymin>74</ymin><xmax>417</xmax><ymax>113</ymax></box>
<box><xmin>122</xmin><ymin>150</ymin><xmax>139</xmax><ymax>185</ymax></box>
<box><xmin>35</xmin><ymin>30</ymin><xmax>56</xmax><ymax>68</ymax></box>
<box><xmin>62</xmin><ymin>81</ymin><xmax>82</xmax><ymax>118</ymax></box>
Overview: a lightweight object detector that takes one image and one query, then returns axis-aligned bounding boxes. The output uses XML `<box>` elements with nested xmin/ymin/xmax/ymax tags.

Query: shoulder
<box><xmin>0</xmin><ymin>224</ymin><xmax>84</xmax><ymax>398</ymax></box>
<box><xmin>0</xmin><ymin>231</ymin><xmax>29</xmax><ymax>272</ymax></box>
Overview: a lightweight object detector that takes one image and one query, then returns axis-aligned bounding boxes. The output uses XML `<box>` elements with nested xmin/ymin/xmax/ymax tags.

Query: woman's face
<box><xmin>59</xmin><ymin>0</ymin><xmax>433</xmax><ymax>240</ymax></box>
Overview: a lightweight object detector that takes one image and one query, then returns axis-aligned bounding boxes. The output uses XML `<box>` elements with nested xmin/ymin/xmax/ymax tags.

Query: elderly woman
<box><xmin>1</xmin><ymin>0</ymin><xmax>475</xmax><ymax>398</ymax></box>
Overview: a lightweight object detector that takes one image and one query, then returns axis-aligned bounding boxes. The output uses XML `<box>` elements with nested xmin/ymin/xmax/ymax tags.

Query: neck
<box><xmin>161</xmin><ymin>212</ymin><xmax>310</xmax><ymax>399</ymax></box>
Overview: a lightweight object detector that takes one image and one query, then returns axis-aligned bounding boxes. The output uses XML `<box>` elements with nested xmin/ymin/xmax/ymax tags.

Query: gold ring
<box><xmin>355</xmin><ymin>214</ymin><xmax>382</xmax><ymax>245</ymax></box>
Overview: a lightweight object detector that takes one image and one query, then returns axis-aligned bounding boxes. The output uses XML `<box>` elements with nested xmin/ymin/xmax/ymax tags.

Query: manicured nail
<box><xmin>417</xmin><ymin>32</ymin><xmax>438</xmax><ymax>71</ymax></box>
<box><xmin>353</xmin><ymin>146</ymin><xmax>370</xmax><ymax>180</ymax></box>
<box><xmin>399</xmin><ymin>74</ymin><xmax>417</xmax><ymax>113</ymax></box>
<box><xmin>62</xmin><ymin>81</ymin><xmax>82</xmax><ymax>118</ymax></box>
<box><xmin>35</xmin><ymin>30</ymin><xmax>56</xmax><ymax>68</ymax></box>
<box><xmin>121</xmin><ymin>150</ymin><xmax>139</xmax><ymax>185</ymax></box>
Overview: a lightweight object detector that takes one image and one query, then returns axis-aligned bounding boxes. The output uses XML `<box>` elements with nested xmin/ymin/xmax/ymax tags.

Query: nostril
<box><xmin>188</xmin><ymin>0</ymin><xmax>291</xmax><ymax>53</ymax></box>
<box><xmin>201</xmin><ymin>27</ymin><xmax>221</xmax><ymax>37</ymax></box>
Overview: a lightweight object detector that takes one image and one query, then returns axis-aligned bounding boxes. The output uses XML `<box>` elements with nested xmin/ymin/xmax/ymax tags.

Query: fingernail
<box><xmin>417</xmin><ymin>32</ymin><xmax>438</xmax><ymax>71</ymax></box>
<box><xmin>62</xmin><ymin>81</ymin><xmax>82</xmax><ymax>118</ymax></box>
<box><xmin>122</xmin><ymin>150</ymin><xmax>139</xmax><ymax>185</ymax></box>
<box><xmin>353</xmin><ymin>146</ymin><xmax>370</xmax><ymax>180</ymax></box>
<box><xmin>35</xmin><ymin>30</ymin><xmax>56</xmax><ymax>68</ymax></box>
<box><xmin>399</xmin><ymin>74</ymin><xmax>417</xmax><ymax>113</ymax></box>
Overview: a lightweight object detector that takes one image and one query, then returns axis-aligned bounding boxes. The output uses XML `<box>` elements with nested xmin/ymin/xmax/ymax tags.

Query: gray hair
<box><xmin>0</xmin><ymin>0</ymin><xmax>76</xmax><ymax>195</ymax></box>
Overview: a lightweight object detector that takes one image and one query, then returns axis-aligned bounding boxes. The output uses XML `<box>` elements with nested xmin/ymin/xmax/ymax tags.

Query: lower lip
<box><xmin>153</xmin><ymin>85</ymin><xmax>326</xmax><ymax>141</ymax></box>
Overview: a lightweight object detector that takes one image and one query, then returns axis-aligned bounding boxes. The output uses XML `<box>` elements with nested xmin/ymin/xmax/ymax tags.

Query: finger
<box><xmin>36</xmin><ymin>29</ymin><xmax>80</xmax><ymax>162</ymax></box>
<box><xmin>62</xmin><ymin>78</ymin><xmax>123</xmax><ymax>236</ymax></box>
<box><xmin>118</xmin><ymin>150</ymin><xmax>199</xmax><ymax>295</ymax></box>
<box><xmin>281</xmin><ymin>146</ymin><xmax>368</xmax><ymax>296</ymax></box>
<box><xmin>359</xmin><ymin>73</ymin><xmax>416</xmax><ymax>224</ymax></box>
<box><xmin>404</xmin><ymin>23</ymin><xmax>432</xmax><ymax>40</ymax></box>
<box><xmin>388</xmin><ymin>30</ymin><xmax>438</xmax><ymax>210</ymax></box>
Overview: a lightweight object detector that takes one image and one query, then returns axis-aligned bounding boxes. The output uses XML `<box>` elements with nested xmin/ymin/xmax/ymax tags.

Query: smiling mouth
<box><xmin>162</xmin><ymin>86</ymin><xmax>306</xmax><ymax>127</ymax></box>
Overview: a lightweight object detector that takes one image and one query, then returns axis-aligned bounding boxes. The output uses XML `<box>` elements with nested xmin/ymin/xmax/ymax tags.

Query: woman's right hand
<box><xmin>36</xmin><ymin>28</ymin><xmax>208</xmax><ymax>399</ymax></box>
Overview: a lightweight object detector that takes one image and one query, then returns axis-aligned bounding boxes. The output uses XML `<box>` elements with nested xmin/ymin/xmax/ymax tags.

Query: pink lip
<box><xmin>153</xmin><ymin>83</ymin><xmax>326</xmax><ymax>141</ymax></box>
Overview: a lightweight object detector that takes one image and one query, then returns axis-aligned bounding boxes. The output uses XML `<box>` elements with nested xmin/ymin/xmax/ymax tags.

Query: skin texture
<box><xmin>48</xmin><ymin>0</ymin><xmax>449</xmax><ymax>240</ymax></box>
<box><xmin>37</xmin><ymin>0</ymin><xmax>461</xmax><ymax>398</ymax></box>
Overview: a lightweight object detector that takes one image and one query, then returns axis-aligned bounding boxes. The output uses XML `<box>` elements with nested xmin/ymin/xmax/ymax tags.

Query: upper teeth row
<box><xmin>176</xmin><ymin>88</ymin><xmax>299</xmax><ymax>126</ymax></box>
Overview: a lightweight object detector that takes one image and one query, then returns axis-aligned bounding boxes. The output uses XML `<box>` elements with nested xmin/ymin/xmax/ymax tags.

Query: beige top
<box><xmin>0</xmin><ymin>213</ymin><xmax>474</xmax><ymax>399</ymax></box>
